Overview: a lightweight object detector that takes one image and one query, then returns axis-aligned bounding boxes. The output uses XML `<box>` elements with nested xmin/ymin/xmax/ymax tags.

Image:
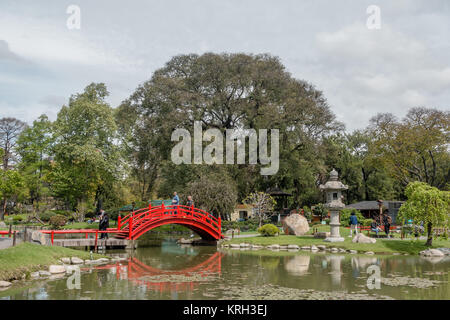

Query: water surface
<box><xmin>1</xmin><ymin>238</ymin><xmax>449</xmax><ymax>300</ymax></box>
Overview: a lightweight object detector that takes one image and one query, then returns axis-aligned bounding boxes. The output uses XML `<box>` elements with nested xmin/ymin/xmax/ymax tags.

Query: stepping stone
<box><xmin>49</xmin><ymin>265</ymin><xmax>66</xmax><ymax>274</ymax></box>
<box><xmin>287</xmin><ymin>244</ymin><xmax>300</xmax><ymax>250</ymax></box>
<box><xmin>0</xmin><ymin>281</ymin><xmax>12</xmax><ymax>288</ymax></box>
<box><xmin>39</xmin><ymin>270</ymin><xmax>51</xmax><ymax>277</ymax></box>
<box><xmin>71</xmin><ymin>257</ymin><xmax>84</xmax><ymax>264</ymax></box>
<box><xmin>365</xmin><ymin>251</ymin><xmax>375</xmax><ymax>255</ymax></box>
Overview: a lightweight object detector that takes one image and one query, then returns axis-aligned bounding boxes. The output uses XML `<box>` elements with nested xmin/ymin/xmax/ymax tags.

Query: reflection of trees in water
<box><xmin>260</xmin><ymin>256</ymin><xmax>280</xmax><ymax>270</ymax></box>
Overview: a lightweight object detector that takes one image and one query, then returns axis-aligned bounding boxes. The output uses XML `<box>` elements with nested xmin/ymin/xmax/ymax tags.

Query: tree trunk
<box><xmin>425</xmin><ymin>221</ymin><xmax>433</xmax><ymax>246</ymax></box>
<box><xmin>0</xmin><ymin>199</ymin><xmax>6</xmax><ymax>221</ymax></box>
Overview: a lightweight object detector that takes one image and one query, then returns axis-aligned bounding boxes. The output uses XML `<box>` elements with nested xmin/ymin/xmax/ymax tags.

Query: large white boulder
<box><xmin>420</xmin><ymin>249</ymin><xmax>445</xmax><ymax>257</ymax></box>
<box><xmin>0</xmin><ymin>281</ymin><xmax>12</xmax><ymax>287</ymax></box>
<box><xmin>282</xmin><ymin>214</ymin><xmax>310</xmax><ymax>236</ymax></box>
<box><xmin>352</xmin><ymin>233</ymin><xmax>376</xmax><ymax>244</ymax></box>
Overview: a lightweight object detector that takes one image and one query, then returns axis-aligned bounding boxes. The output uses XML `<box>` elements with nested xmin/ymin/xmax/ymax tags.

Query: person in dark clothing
<box><xmin>99</xmin><ymin>209</ymin><xmax>109</xmax><ymax>239</ymax></box>
<box><xmin>349</xmin><ymin>212</ymin><xmax>359</xmax><ymax>237</ymax></box>
<box><xmin>383</xmin><ymin>211</ymin><xmax>392</xmax><ymax>238</ymax></box>
<box><xmin>370</xmin><ymin>219</ymin><xmax>381</xmax><ymax>236</ymax></box>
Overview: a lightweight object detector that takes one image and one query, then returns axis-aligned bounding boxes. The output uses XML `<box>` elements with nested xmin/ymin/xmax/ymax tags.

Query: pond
<box><xmin>1</xmin><ymin>238</ymin><xmax>449</xmax><ymax>300</ymax></box>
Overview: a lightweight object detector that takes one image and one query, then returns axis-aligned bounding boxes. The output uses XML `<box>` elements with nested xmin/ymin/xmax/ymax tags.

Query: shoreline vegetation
<box><xmin>0</xmin><ymin>242</ymin><xmax>107</xmax><ymax>282</ymax></box>
<box><xmin>221</xmin><ymin>234</ymin><xmax>450</xmax><ymax>255</ymax></box>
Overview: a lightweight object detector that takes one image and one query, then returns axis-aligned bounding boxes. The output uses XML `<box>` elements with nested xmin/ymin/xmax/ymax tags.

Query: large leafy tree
<box><xmin>321</xmin><ymin>131</ymin><xmax>399</xmax><ymax>203</ymax></box>
<box><xmin>0</xmin><ymin>117</ymin><xmax>27</xmax><ymax>216</ymax></box>
<box><xmin>0</xmin><ymin>117</ymin><xmax>27</xmax><ymax>170</ymax></box>
<box><xmin>119</xmin><ymin>53</ymin><xmax>341</xmax><ymax>208</ymax></box>
<box><xmin>16</xmin><ymin>115</ymin><xmax>54</xmax><ymax>212</ymax></box>
<box><xmin>398</xmin><ymin>182</ymin><xmax>449</xmax><ymax>246</ymax></box>
<box><xmin>368</xmin><ymin>108</ymin><xmax>449</xmax><ymax>190</ymax></box>
<box><xmin>49</xmin><ymin>83</ymin><xmax>120</xmax><ymax>217</ymax></box>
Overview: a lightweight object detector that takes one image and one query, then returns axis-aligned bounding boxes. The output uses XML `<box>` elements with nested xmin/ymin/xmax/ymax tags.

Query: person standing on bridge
<box><xmin>186</xmin><ymin>195</ymin><xmax>194</xmax><ymax>207</ymax></box>
<box><xmin>172</xmin><ymin>192</ymin><xmax>180</xmax><ymax>215</ymax></box>
<box><xmin>172</xmin><ymin>192</ymin><xmax>180</xmax><ymax>205</ymax></box>
<box><xmin>99</xmin><ymin>209</ymin><xmax>109</xmax><ymax>239</ymax></box>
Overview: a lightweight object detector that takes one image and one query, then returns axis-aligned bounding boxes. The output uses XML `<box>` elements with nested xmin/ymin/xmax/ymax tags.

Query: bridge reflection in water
<box><xmin>88</xmin><ymin>252</ymin><xmax>223</xmax><ymax>294</ymax></box>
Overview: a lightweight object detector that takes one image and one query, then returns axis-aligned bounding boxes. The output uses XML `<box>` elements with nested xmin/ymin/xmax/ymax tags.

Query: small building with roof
<box><xmin>230</xmin><ymin>204</ymin><xmax>254</xmax><ymax>221</ymax></box>
<box><xmin>346</xmin><ymin>200</ymin><xmax>404</xmax><ymax>224</ymax></box>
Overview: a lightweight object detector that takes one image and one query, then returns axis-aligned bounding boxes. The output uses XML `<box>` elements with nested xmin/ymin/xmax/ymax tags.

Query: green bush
<box><xmin>258</xmin><ymin>224</ymin><xmax>279</xmax><ymax>237</ymax></box>
<box><xmin>49</xmin><ymin>215</ymin><xmax>67</xmax><ymax>229</ymax></box>
<box><xmin>362</xmin><ymin>219</ymin><xmax>373</xmax><ymax>227</ymax></box>
<box><xmin>12</xmin><ymin>215</ymin><xmax>23</xmax><ymax>222</ymax></box>
<box><xmin>40</xmin><ymin>211</ymin><xmax>56</xmax><ymax>222</ymax></box>
<box><xmin>340</xmin><ymin>209</ymin><xmax>364</xmax><ymax>227</ymax></box>
<box><xmin>222</xmin><ymin>218</ymin><xmax>266</xmax><ymax>232</ymax></box>
<box><xmin>312</xmin><ymin>203</ymin><xmax>328</xmax><ymax>219</ymax></box>
<box><xmin>108</xmin><ymin>210</ymin><xmax>119</xmax><ymax>222</ymax></box>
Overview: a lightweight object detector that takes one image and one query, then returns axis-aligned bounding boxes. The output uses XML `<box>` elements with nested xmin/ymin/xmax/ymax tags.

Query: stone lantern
<box><xmin>319</xmin><ymin>169</ymin><xmax>348</xmax><ymax>242</ymax></box>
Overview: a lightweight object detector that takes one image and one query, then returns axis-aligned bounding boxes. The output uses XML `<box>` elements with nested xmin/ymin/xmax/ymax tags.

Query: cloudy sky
<box><xmin>0</xmin><ymin>0</ymin><xmax>449</xmax><ymax>131</ymax></box>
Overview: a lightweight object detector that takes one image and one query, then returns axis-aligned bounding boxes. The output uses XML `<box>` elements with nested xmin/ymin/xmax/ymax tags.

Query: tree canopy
<box><xmin>398</xmin><ymin>181</ymin><xmax>449</xmax><ymax>246</ymax></box>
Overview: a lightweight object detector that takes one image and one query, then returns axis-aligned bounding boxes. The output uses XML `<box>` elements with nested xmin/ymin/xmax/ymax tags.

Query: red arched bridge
<box><xmin>115</xmin><ymin>203</ymin><xmax>223</xmax><ymax>241</ymax></box>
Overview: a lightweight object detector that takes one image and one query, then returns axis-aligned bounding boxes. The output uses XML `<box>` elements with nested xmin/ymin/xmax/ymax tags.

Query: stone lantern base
<box><xmin>324</xmin><ymin>210</ymin><xmax>344</xmax><ymax>242</ymax></box>
<box><xmin>324</xmin><ymin>236</ymin><xmax>345</xmax><ymax>242</ymax></box>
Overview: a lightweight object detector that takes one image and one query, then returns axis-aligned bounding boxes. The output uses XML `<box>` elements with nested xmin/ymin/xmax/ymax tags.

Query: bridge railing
<box><xmin>117</xmin><ymin>204</ymin><xmax>222</xmax><ymax>237</ymax></box>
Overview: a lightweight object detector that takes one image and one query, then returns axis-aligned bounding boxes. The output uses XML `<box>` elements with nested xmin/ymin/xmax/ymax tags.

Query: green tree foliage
<box><xmin>0</xmin><ymin>117</ymin><xmax>27</xmax><ymax>170</ymax></box>
<box><xmin>184</xmin><ymin>170</ymin><xmax>238</xmax><ymax>219</ymax></box>
<box><xmin>16</xmin><ymin>115</ymin><xmax>53</xmax><ymax>211</ymax></box>
<box><xmin>48</xmin><ymin>83</ymin><xmax>121</xmax><ymax>215</ymax></box>
<box><xmin>339</xmin><ymin>208</ymin><xmax>364</xmax><ymax>227</ymax></box>
<box><xmin>368</xmin><ymin>108</ymin><xmax>449</xmax><ymax>190</ymax></box>
<box><xmin>321</xmin><ymin>131</ymin><xmax>399</xmax><ymax>203</ymax></box>
<box><xmin>119</xmin><ymin>53</ymin><xmax>341</xmax><ymax>208</ymax></box>
<box><xmin>398</xmin><ymin>181</ymin><xmax>449</xmax><ymax>246</ymax></box>
<box><xmin>0</xmin><ymin>170</ymin><xmax>25</xmax><ymax>220</ymax></box>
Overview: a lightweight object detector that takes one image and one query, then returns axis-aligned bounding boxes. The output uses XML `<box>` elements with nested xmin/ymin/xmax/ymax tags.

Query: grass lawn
<box><xmin>0</xmin><ymin>242</ymin><xmax>107</xmax><ymax>281</ymax></box>
<box><xmin>224</xmin><ymin>226</ymin><xmax>450</xmax><ymax>255</ymax></box>
<box><xmin>62</xmin><ymin>222</ymin><xmax>100</xmax><ymax>229</ymax></box>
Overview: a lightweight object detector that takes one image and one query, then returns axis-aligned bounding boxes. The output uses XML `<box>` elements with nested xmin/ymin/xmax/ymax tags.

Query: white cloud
<box><xmin>312</xmin><ymin>22</ymin><xmax>450</xmax><ymax>129</ymax></box>
<box><xmin>0</xmin><ymin>0</ymin><xmax>449</xmax><ymax>131</ymax></box>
